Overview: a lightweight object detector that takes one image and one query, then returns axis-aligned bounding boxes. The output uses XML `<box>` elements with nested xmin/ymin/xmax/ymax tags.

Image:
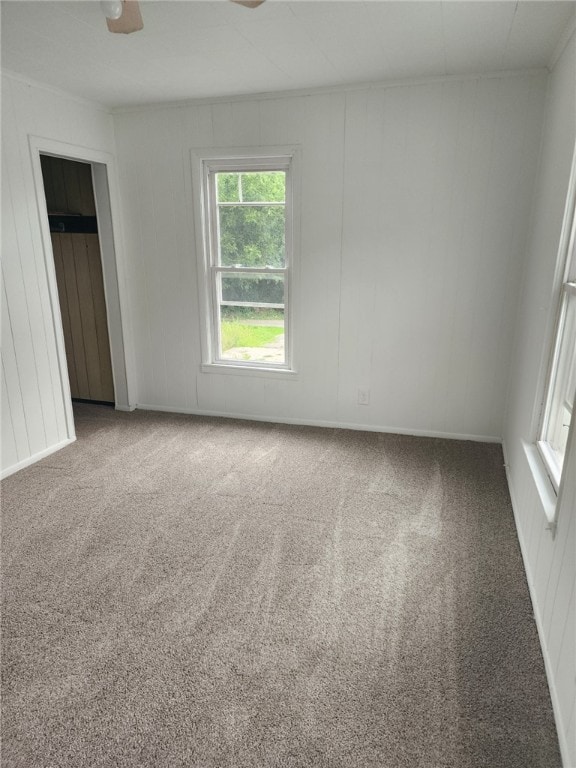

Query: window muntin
<box><xmin>538</xmin><ymin>193</ymin><xmax>576</xmax><ymax>492</ymax></box>
<box><xmin>203</xmin><ymin>159</ymin><xmax>293</xmax><ymax>370</ymax></box>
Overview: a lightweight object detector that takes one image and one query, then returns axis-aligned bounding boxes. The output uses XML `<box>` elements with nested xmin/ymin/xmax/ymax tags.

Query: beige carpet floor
<box><xmin>2</xmin><ymin>405</ymin><xmax>561</xmax><ymax>767</ymax></box>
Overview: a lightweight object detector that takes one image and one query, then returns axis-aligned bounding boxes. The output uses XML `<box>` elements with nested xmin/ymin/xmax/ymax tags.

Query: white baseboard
<box><xmin>135</xmin><ymin>403</ymin><xmax>502</xmax><ymax>443</ymax></box>
<box><xmin>1</xmin><ymin>437</ymin><xmax>76</xmax><ymax>480</ymax></box>
<box><xmin>502</xmin><ymin>441</ymin><xmax>569</xmax><ymax>768</ymax></box>
<box><xmin>115</xmin><ymin>404</ymin><xmax>136</xmax><ymax>412</ymax></box>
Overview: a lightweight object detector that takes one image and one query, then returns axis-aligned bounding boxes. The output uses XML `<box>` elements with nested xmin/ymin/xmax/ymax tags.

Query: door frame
<box><xmin>29</xmin><ymin>135</ymin><xmax>136</xmax><ymax>440</ymax></box>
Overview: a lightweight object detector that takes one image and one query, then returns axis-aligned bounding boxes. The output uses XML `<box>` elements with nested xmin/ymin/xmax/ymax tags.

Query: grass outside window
<box><xmin>220</xmin><ymin>322</ymin><xmax>283</xmax><ymax>352</ymax></box>
<box><xmin>219</xmin><ymin>307</ymin><xmax>284</xmax><ymax>352</ymax></box>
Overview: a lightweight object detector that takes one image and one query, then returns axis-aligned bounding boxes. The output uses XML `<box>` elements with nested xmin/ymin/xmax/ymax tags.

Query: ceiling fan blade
<box><xmin>231</xmin><ymin>0</ymin><xmax>266</xmax><ymax>8</ymax></box>
<box><xmin>107</xmin><ymin>0</ymin><xmax>143</xmax><ymax>34</ymax></box>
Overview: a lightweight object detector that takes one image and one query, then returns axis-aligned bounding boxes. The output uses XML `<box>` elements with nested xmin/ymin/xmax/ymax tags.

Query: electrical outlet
<box><xmin>357</xmin><ymin>387</ymin><xmax>370</xmax><ymax>405</ymax></box>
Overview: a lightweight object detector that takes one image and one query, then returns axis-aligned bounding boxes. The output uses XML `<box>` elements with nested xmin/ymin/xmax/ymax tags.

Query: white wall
<box><xmin>1</xmin><ymin>74</ymin><xmax>117</xmax><ymax>476</ymax></box>
<box><xmin>114</xmin><ymin>70</ymin><xmax>546</xmax><ymax>440</ymax></box>
<box><xmin>503</xmin><ymin>32</ymin><xmax>576</xmax><ymax>768</ymax></box>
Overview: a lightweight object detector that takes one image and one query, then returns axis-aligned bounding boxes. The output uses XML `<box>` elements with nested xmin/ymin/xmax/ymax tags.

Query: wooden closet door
<box><xmin>51</xmin><ymin>232</ymin><xmax>115</xmax><ymax>402</ymax></box>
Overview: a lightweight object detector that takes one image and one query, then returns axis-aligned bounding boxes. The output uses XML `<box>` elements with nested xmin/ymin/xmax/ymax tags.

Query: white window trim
<box><xmin>533</xmin><ymin>140</ymin><xmax>576</xmax><ymax>526</ymax></box>
<box><xmin>537</xmin><ymin>280</ymin><xmax>576</xmax><ymax>492</ymax></box>
<box><xmin>191</xmin><ymin>146</ymin><xmax>300</xmax><ymax>377</ymax></box>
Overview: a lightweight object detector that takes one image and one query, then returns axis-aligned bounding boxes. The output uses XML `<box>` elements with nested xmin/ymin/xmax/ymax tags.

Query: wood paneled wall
<box><xmin>51</xmin><ymin>233</ymin><xmax>114</xmax><ymax>402</ymax></box>
<box><xmin>40</xmin><ymin>155</ymin><xmax>114</xmax><ymax>403</ymax></box>
<box><xmin>40</xmin><ymin>155</ymin><xmax>96</xmax><ymax>216</ymax></box>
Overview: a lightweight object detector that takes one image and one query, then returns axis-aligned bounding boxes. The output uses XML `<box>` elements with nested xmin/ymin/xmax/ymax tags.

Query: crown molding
<box><xmin>111</xmin><ymin>67</ymin><xmax>548</xmax><ymax>115</ymax></box>
<box><xmin>548</xmin><ymin>9</ymin><xmax>576</xmax><ymax>71</ymax></box>
<box><xmin>1</xmin><ymin>69</ymin><xmax>110</xmax><ymax>113</ymax></box>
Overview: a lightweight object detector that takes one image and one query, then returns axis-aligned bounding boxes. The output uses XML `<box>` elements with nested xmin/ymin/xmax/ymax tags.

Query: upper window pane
<box><xmin>218</xmin><ymin>205</ymin><xmax>285</xmax><ymax>267</ymax></box>
<box><xmin>241</xmin><ymin>172</ymin><xmax>285</xmax><ymax>203</ymax></box>
<box><xmin>216</xmin><ymin>173</ymin><xmax>240</xmax><ymax>203</ymax></box>
<box><xmin>216</xmin><ymin>171</ymin><xmax>285</xmax><ymax>204</ymax></box>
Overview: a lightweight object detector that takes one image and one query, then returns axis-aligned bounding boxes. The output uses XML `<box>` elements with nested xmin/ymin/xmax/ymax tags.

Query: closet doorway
<box><xmin>40</xmin><ymin>155</ymin><xmax>115</xmax><ymax>405</ymax></box>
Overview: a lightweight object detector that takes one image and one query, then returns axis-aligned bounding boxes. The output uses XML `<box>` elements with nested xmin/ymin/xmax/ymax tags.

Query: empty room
<box><xmin>1</xmin><ymin>1</ymin><xmax>575</xmax><ymax>766</ymax></box>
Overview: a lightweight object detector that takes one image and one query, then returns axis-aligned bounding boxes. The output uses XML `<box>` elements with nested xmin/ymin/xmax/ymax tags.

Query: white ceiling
<box><xmin>2</xmin><ymin>1</ymin><xmax>575</xmax><ymax>109</ymax></box>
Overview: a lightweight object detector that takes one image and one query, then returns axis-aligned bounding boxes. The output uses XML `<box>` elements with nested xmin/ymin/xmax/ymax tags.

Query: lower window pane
<box><xmin>220</xmin><ymin>272</ymin><xmax>284</xmax><ymax>305</ymax></box>
<box><xmin>218</xmin><ymin>273</ymin><xmax>285</xmax><ymax>364</ymax></box>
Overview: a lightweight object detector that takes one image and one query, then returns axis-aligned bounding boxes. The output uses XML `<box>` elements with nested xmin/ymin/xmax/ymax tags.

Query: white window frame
<box><xmin>192</xmin><ymin>148</ymin><xmax>299</xmax><ymax>377</ymax></box>
<box><xmin>537</xmin><ymin>147</ymin><xmax>576</xmax><ymax>495</ymax></box>
<box><xmin>538</xmin><ymin>281</ymin><xmax>576</xmax><ymax>490</ymax></box>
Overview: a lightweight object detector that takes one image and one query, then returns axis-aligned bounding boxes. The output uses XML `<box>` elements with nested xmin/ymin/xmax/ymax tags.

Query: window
<box><xmin>197</xmin><ymin>153</ymin><xmax>295</xmax><ymax>372</ymax></box>
<box><xmin>538</xmin><ymin>191</ymin><xmax>576</xmax><ymax>492</ymax></box>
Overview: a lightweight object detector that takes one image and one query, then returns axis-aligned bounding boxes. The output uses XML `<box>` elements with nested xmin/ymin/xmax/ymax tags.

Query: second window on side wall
<box><xmin>538</xmin><ymin>190</ymin><xmax>576</xmax><ymax>491</ymax></box>
<box><xmin>203</xmin><ymin>157</ymin><xmax>292</xmax><ymax>370</ymax></box>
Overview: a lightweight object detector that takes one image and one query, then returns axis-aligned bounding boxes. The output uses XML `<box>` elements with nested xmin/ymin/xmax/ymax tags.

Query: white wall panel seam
<box><xmin>1</xmin><ymin>360</ymin><xmax>19</xmax><ymax>466</ymax></box>
<box><xmin>2</xmin><ymin>173</ymin><xmax>48</xmax><ymax>451</ymax></box>
<box><xmin>334</xmin><ymin>91</ymin><xmax>349</xmax><ymax>418</ymax></box>
<box><xmin>1</xmin><ymin>269</ymin><xmax>31</xmax><ymax>461</ymax></box>
<box><xmin>3</xmin><ymin>78</ymin><xmax>59</xmax><ymax>449</ymax></box>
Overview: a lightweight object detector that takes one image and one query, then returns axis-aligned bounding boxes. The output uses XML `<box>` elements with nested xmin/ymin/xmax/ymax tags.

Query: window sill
<box><xmin>522</xmin><ymin>441</ymin><xmax>558</xmax><ymax>527</ymax></box>
<box><xmin>536</xmin><ymin>439</ymin><xmax>561</xmax><ymax>492</ymax></box>
<box><xmin>201</xmin><ymin>363</ymin><xmax>299</xmax><ymax>380</ymax></box>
